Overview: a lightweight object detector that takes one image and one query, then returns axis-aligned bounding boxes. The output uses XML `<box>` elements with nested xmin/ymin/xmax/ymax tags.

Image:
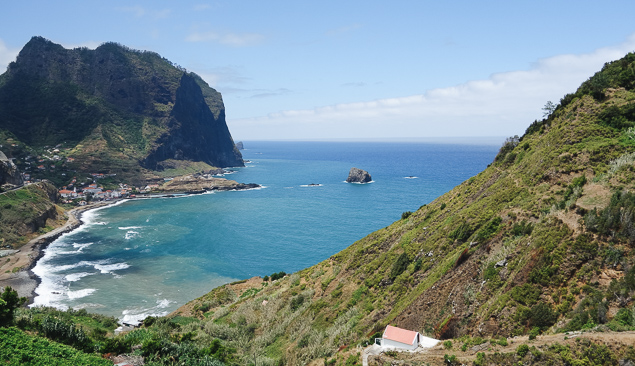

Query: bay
<box><xmin>31</xmin><ymin>141</ymin><xmax>499</xmax><ymax>323</ymax></box>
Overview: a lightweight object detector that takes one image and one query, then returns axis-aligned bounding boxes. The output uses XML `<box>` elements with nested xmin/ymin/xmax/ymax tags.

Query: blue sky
<box><xmin>1</xmin><ymin>1</ymin><xmax>635</xmax><ymax>141</ymax></box>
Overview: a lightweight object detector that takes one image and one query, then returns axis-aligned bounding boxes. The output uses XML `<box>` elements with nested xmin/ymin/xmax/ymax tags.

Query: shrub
<box><xmin>510</xmin><ymin>284</ymin><xmax>541</xmax><ymax>306</ymax></box>
<box><xmin>511</xmin><ymin>220</ymin><xmax>533</xmax><ymax>236</ymax></box>
<box><xmin>495</xmin><ymin>135</ymin><xmax>520</xmax><ymax>162</ymax></box>
<box><xmin>449</xmin><ymin>222</ymin><xmax>472</xmax><ymax>242</ymax></box>
<box><xmin>528</xmin><ymin>327</ymin><xmax>540</xmax><ymax>340</ymax></box>
<box><xmin>401</xmin><ymin>211</ymin><xmax>412</xmax><ymax>220</ymax></box>
<box><xmin>529</xmin><ymin>302</ymin><xmax>556</xmax><ymax>330</ymax></box>
<box><xmin>517</xmin><ymin>344</ymin><xmax>529</xmax><ymax>357</ymax></box>
<box><xmin>390</xmin><ymin>253</ymin><xmax>410</xmax><ymax>280</ymax></box>
<box><xmin>443</xmin><ymin>340</ymin><xmax>453</xmax><ymax>349</ymax></box>
<box><xmin>290</xmin><ymin>294</ymin><xmax>305</xmax><ymax>311</ymax></box>
<box><xmin>270</xmin><ymin>271</ymin><xmax>287</xmax><ymax>281</ymax></box>
<box><xmin>0</xmin><ymin>286</ymin><xmax>26</xmax><ymax>326</ymax></box>
<box><xmin>475</xmin><ymin>217</ymin><xmax>502</xmax><ymax>242</ymax></box>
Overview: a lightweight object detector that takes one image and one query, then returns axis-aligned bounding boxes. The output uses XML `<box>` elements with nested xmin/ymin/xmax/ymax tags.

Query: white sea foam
<box><xmin>65</xmin><ymin>272</ymin><xmax>95</xmax><ymax>282</ymax></box>
<box><xmin>120</xmin><ymin>308</ymin><xmax>168</xmax><ymax>326</ymax></box>
<box><xmin>73</xmin><ymin>303</ymin><xmax>105</xmax><ymax>310</ymax></box>
<box><xmin>67</xmin><ymin>288</ymin><xmax>96</xmax><ymax>300</ymax></box>
<box><xmin>124</xmin><ymin>231</ymin><xmax>139</xmax><ymax>240</ymax></box>
<box><xmin>300</xmin><ymin>184</ymin><xmax>322</xmax><ymax>187</ymax></box>
<box><xmin>119</xmin><ymin>226</ymin><xmax>142</xmax><ymax>230</ymax></box>
<box><xmin>57</xmin><ymin>242</ymin><xmax>93</xmax><ymax>255</ymax></box>
<box><xmin>404</xmin><ymin>176</ymin><xmax>419</xmax><ymax>179</ymax></box>
<box><xmin>94</xmin><ymin>262</ymin><xmax>130</xmax><ymax>274</ymax></box>
<box><xmin>156</xmin><ymin>299</ymin><xmax>174</xmax><ymax>308</ymax></box>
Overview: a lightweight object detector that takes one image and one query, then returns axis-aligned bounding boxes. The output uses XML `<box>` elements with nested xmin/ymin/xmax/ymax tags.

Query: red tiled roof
<box><xmin>383</xmin><ymin>325</ymin><xmax>418</xmax><ymax>345</ymax></box>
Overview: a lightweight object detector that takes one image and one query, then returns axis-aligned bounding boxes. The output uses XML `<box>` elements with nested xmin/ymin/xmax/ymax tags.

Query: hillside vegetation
<box><xmin>0</xmin><ymin>182</ymin><xmax>62</xmax><ymax>248</ymax></box>
<box><xmin>163</xmin><ymin>52</ymin><xmax>635</xmax><ymax>365</ymax></box>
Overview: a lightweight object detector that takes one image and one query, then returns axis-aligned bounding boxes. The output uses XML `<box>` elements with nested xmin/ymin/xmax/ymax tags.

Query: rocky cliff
<box><xmin>0</xmin><ymin>36</ymin><xmax>243</xmax><ymax>182</ymax></box>
<box><xmin>0</xmin><ymin>150</ymin><xmax>23</xmax><ymax>187</ymax></box>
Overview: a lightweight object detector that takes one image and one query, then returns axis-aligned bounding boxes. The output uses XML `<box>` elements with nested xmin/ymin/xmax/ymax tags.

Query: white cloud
<box><xmin>117</xmin><ymin>5</ymin><xmax>146</xmax><ymax>17</ymax></box>
<box><xmin>228</xmin><ymin>34</ymin><xmax>635</xmax><ymax>140</ymax></box>
<box><xmin>61</xmin><ymin>41</ymin><xmax>102</xmax><ymax>50</ymax></box>
<box><xmin>116</xmin><ymin>6</ymin><xmax>171</xmax><ymax>20</ymax></box>
<box><xmin>0</xmin><ymin>38</ymin><xmax>19</xmax><ymax>71</ymax></box>
<box><xmin>185</xmin><ymin>31</ymin><xmax>264</xmax><ymax>47</ymax></box>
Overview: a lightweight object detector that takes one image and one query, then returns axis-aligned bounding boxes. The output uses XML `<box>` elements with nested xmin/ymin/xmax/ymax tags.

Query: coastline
<box><xmin>0</xmin><ymin>181</ymin><xmax>262</xmax><ymax>304</ymax></box>
<box><xmin>0</xmin><ymin>199</ymin><xmax>123</xmax><ymax>303</ymax></box>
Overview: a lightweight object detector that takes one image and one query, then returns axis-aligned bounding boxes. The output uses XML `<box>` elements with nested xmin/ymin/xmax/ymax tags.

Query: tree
<box><xmin>0</xmin><ymin>286</ymin><xmax>26</xmax><ymax>326</ymax></box>
<box><xmin>542</xmin><ymin>101</ymin><xmax>556</xmax><ymax>118</ymax></box>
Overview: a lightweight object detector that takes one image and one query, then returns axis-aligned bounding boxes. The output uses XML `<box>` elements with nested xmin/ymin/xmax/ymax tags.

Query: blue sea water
<box><xmin>31</xmin><ymin>141</ymin><xmax>499</xmax><ymax>323</ymax></box>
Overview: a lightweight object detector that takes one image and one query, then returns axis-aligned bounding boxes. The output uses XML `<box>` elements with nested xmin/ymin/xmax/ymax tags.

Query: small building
<box><xmin>375</xmin><ymin>325</ymin><xmax>438</xmax><ymax>350</ymax></box>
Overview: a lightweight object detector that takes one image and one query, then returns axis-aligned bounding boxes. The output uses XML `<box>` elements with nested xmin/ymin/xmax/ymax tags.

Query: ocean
<box><xmin>31</xmin><ymin>141</ymin><xmax>500</xmax><ymax>323</ymax></box>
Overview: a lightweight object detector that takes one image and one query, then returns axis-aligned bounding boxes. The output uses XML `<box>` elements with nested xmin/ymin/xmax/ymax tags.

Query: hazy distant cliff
<box><xmin>0</xmin><ymin>36</ymin><xmax>242</xmax><ymax>181</ymax></box>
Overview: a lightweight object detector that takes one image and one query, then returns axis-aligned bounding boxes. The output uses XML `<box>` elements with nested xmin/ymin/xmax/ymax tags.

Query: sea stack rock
<box><xmin>236</xmin><ymin>141</ymin><xmax>244</xmax><ymax>150</ymax></box>
<box><xmin>346</xmin><ymin>167</ymin><xmax>372</xmax><ymax>183</ymax></box>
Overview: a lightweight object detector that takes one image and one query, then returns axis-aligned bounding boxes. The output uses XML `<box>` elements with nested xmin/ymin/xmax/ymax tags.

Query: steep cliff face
<box><xmin>0</xmin><ymin>150</ymin><xmax>23</xmax><ymax>187</ymax></box>
<box><xmin>142</xmin><ymin>73</ymin><xmax>242</xmax><ymax>169</ymax></box>
<box><xmin>0</xmin><ymin>36</ymin><xmax>242</xmax><ymax>181</ymax></box>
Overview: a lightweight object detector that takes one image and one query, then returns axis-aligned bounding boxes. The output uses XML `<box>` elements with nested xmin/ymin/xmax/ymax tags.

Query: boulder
<box><xmin>346</xmin><ymin>167</ymin><xmax>372</xmax><ymax>183</ymax></box>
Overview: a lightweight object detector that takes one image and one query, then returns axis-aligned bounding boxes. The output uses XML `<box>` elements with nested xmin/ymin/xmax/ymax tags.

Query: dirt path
<box><xmin>367</xmin><ymin>331</ymin><xmax>635</xmax><ymax>365</ymax></box>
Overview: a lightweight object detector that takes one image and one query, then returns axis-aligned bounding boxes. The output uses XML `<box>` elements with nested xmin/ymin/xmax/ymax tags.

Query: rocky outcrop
<box><xmin>0</xmin><ymin>36</ymin><xmax>243</xmax><ymax>182</ymax></box>
<box><xmin>0</xmin><ymin>150</ymin><xmax>23</xmax><ymax>187</ymax></box>
<box><xmin>346</xmin><ymin>167</ymin><xmax>372</xmax><ymax>183</ymax></box>
<box><xmin>235</xmin><ymin>141</ymin><xmax>244</xmax><ymax>150</ymax></box>
<box><xmin>142</xmin><ymin>73</ymin><xmax>243</xmax><ymax>169</ymax></box>
<box><xmin>156</xmin><ymin>174</ymin><xmax>259</xmax><ymax>193</ymax></box>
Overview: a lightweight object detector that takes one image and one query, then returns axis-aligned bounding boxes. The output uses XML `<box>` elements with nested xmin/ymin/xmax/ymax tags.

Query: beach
<box><xmin>0</xmin><ymin>200</ymin><xmax>121</xmax><ymax>302</ymax></box>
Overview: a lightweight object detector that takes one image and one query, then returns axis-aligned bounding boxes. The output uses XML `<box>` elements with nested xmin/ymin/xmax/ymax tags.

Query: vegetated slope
<box><xmin>159</xmin><ymin>52</ymin><xmax>635</xmax><ymax>365</ymax></box>
<box><xmin>0</xmin><ymin>36</ymin><xmax>243</xmax><ymax>184</ymax></box>
<box><xmin>0</xmin><ymin>182</ymin><xmax>62</xmax><ymax>248</ymax></box>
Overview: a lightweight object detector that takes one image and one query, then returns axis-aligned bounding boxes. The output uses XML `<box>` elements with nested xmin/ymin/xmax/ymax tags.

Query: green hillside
<box><xmin>161</xmin><ymin>52</ymin><xmax>635</xmax><ymax>364</ymax></box>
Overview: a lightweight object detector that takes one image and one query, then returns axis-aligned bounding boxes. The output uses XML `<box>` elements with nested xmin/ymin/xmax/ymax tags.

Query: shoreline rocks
<box><xmin>346</xmin><ymin>167</ymin><xmax>372</xmax><ymax>183</ymax></box>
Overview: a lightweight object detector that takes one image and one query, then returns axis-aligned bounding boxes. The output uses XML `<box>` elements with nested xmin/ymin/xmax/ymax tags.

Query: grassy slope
<box><xmin>161</xmin><ymin>53</ymin><xmax>635</xmax><ymax>365</ymax></box>
<box><xmin>0</xmin><ymin>182</ymin><xmax>63</xmax><ymax>248</ymax></box>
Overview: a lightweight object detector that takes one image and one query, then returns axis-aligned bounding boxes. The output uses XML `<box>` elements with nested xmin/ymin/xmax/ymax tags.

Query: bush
<box><xmin>529</xmin><ymin>302</ymin><xmax>556</xmax><ymax>330</ymax></box>
<box><xmin>510</xmin><ymin>284</ymin><xmax>540</xmax><ymax>306</ymax></box>
<box><xmin>449</xmin><ymin>222</ymin><xmax>472</xmax><ymax>243</ymax></box>
<box><xmin>511</xmin><ymin>220</ymin><xmax>533</xmax><ymax>236</ymax></box>
<box><xmin>443</xmin><ymin>340</ymin><xmax>453</xmax><ymax>349</ymax></box>
<box><xmin>270</xmin><ymin>271</ymin><xmax>287</xmax><ymax>281</ymax></box>
<box><xmin>390</xmin><ymin>253</ymin><xmax>410</xmax><ymax>280</ymax></box>
<box><xmin>517</xmin><ymin>344</ymin><xmax>529</xmax><ymax>357</ymax></box>
<box><xmin>401</xmin><ymin>211</ymin><xmax>412</xmax><ymax>220</ymax></box>
<box><xmin>0</xmin><ymin>286</ymin><xmax>26</xmax><ymax>326</ymax></box>
<box><xmin>528</xmin><ymin>327</ymin><xmax>540</xmax><ymax>340</ymax></box>
<box><xmin>290</xmin><ymin>294</ymin><xmax>305</xmax><ymax>311</ymax></box>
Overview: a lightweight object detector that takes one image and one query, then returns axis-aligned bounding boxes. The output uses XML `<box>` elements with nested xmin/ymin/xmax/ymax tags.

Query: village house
<box><xmin>375</xmin><ymin>325</ymin><xmax>438</xmax><ymax>350</ymax></box>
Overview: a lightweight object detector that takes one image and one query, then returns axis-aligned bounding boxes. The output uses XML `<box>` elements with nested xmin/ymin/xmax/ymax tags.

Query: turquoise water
<box><xmin>31</xmin><ymin>141</ymin><xmax>499</xmax><ymax>323</ymax></box>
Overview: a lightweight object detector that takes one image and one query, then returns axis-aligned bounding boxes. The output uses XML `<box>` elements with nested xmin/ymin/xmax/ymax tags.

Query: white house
<box><xmin>375</xmin><ymin>325</ymin><xmax>439</xmax><ymax>350</ymax></box>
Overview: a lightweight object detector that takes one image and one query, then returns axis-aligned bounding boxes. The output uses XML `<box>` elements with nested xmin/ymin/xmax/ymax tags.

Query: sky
<box><xmin>1</xmin><ymin>1</ymin><xmax>635</xmax><ymax>142</ymax></box>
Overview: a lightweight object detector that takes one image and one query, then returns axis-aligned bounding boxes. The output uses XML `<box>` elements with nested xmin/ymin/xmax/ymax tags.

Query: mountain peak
<box><xmin>0</xmin><ymin>38</ymin><xmax>243</xmax><ymax>184</ymax></box>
